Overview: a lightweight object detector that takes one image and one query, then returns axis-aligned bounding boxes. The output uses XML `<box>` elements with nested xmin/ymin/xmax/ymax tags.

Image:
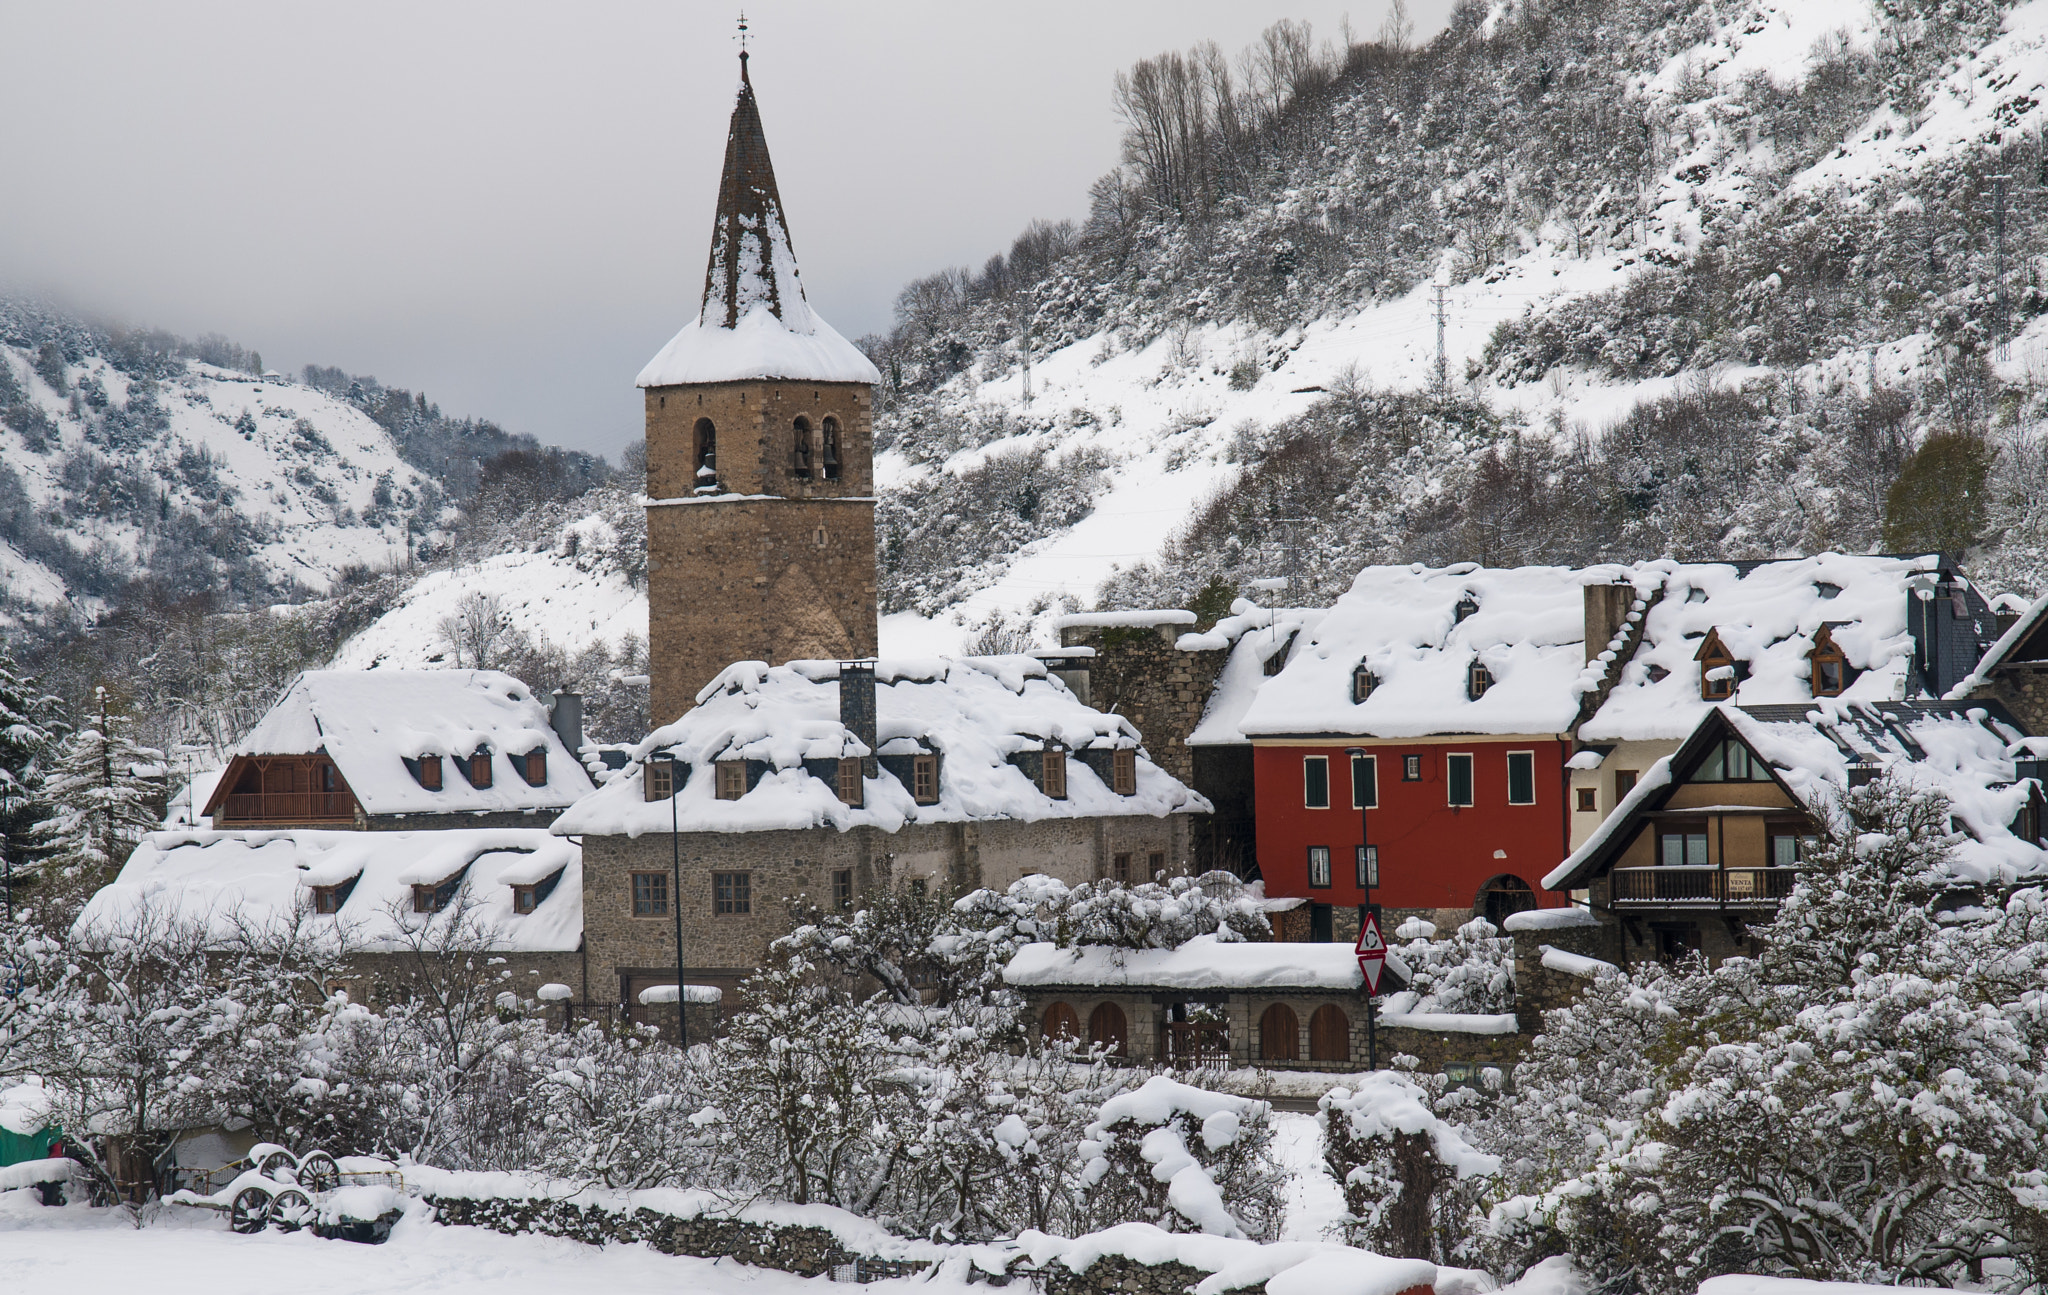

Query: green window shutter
<box><xmin>1507</xmin><ymin>752</ymin><xmax>1534</xmax><ymax>805</ymax></box>
<box><xmin>1447</xmin><ymin>754</ymin><xmax>1474</xmax><ymax>806</ymax></box>
<box><xmin>1351</xmin><ymin>755</ymin><xmax>1377</xmax><ymax>808</ymax></box>
<box><xmin>1304</xmin><ymin>757</ymin><xmax>1329</xmax><ymax>809</ymax></box>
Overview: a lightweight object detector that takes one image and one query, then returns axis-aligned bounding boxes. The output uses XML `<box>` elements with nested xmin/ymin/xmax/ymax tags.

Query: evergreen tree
<box><xmin>29</xmin><ymin>686</ymin><xmax>162</xmax><ymax>921</ymax></box>
<box><xmin>0</xmin><ymin>640</ymin><xmax>59</xmax><ymax>913</ymax></box>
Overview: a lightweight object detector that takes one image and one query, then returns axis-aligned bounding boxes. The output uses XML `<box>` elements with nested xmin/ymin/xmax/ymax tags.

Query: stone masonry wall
<box><xmin>581</xmin><ymin>813</ymin><xmax>1192</xmax><ymax>1007</ymax></box>
<box><xmin>1059</xmin><ymin>622</ymin><xmax>1230</xmax><ymax>788</ymax></box>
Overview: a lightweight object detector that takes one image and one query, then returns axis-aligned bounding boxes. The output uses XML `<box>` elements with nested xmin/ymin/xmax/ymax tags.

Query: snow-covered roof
<box><xmin>74</xmin><ymin>828</ymin><xmax>582</xmax><ymax>952</ymax></box>
<box><xmin>1579</xmin><ymin>554</ymin><xmax>1946</xmax><ymax>742</ymax></box>
<box><xmin>551</xmin><ymin>656</ymin><xmax>1209</xmax><ymax>838</ymax></box>
<box><xmin>1239</xmin><ymin>562</ymin><xmax>1651</xmax><ymax>738</ymax></box>
<box><xmin>1003</xmin><ymin>933</ymin><xmax>1360</xmax><ymax>991</ymax></box>
<box><xmin>636</xmin><ymin>59</ymin><xmax>878</xmax><ymax>389</ymax></box>
<box><xmin>219</xmin><ymin>670</ymin><xmax>591</xmax><ymax>817</ymax></box>
<box><xmin>1548</xmin><ymin>700</ymin><xmax>2048</xmax><ymax>890</ymax></box>
<box><xmin>1181</xmin><ymin>602</ymin><xmax>1327</xmax><ymax>747</ymax></box>
<box><xmin>1947</xmin><ymin>587</ymin><xmax>2048</xmax><ymax>698</ymax></box>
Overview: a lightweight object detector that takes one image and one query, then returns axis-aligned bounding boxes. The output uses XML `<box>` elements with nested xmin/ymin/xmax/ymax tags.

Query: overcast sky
<box><xmin>0</xmin><ymin>1</ymin><xmax>1453</xmax><ymax>460</ymax></box>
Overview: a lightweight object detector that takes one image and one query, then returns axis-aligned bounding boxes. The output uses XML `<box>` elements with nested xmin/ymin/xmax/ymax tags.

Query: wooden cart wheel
<box><xmin>256</xmin><ymin>1148</ymin><xmax>297</xmax><ymax>1182</ymax></box>
<box><xmin>295</xmin><ymin>1151</ymin><xmax>339</xmax><ymax>1192</ymax></box>
<box><xmin>228</xmin><ymin>1186</ymin><xmax>272</xmax><ymax>1234</ymax></box>
<box><xmin>269</xmin><ymin>1188</ymin><xmax>313</xmax><ymax>1232</ymax></box>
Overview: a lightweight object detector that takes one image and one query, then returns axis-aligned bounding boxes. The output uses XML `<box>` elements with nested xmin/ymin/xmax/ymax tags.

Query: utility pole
<box><xmin>1432</xmin><ymin>283</ymin><xmax>1448</xmax><ymax>397</ymax></box>
<box><xmin>1993</xmin><ymin>173</ymin><xmax>2012</xmax><ymax>361</ymax></box>
<box><xmin>665</xmin><ymin>754</ymin><xmax>688</xmax><ymax>1048</ymax></box>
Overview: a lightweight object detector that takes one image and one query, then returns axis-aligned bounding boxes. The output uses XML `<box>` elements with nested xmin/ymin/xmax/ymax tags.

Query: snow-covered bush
<box><xmin>1480</xmin><ymin>777</ymin><xmax>2048</xmax><ymax>1293</ymax></box>
<box><xmin>1390</xmin><ymin>916</ymin><xmax>1515</xmax><ymax>1014</ymax></box>
<box><xmin>1320</xmin><ymin>1068</ymin><xmax>1500</xmax><ymax>1262</ymax></box>
<box><xmin>1077</xmin><ymin>1075</ymin><xmax>1282</xmax><ymax>1240</ymax></box>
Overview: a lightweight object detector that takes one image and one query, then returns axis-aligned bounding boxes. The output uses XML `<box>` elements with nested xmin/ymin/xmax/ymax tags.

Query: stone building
<box><xmin>637</xmin><ymin>51</ymin><xmax>882</xmax><ymax>723</ymax></box>
<box><xmin>552</xmin><ymin>656</ymin><xmax>1211</xmax><ymax>1011</ymax></box>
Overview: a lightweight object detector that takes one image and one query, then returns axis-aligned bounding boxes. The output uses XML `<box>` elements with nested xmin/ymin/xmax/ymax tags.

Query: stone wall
<box><xmin>1059</xmin><ymin>622</ymin><xmax>1230</xmax><ymax>788</ymax></box>
<box><xmin>1508</xmin><ymin>922</ymin><xmax>1623</xmax><ymax>1030</ymax></box>
<box><xmin>339</xmin><ymin>949</ymin><xmax>587</xmax><ymax>1010</ymax></box>
<box><xmin>581</xmin><ymin>813</ymin><xmax>1193</xmax><ymax>1008</ymax></box>
<box><xmin>1986</xmin><ymin>671</ymin><xmax>2048</xmax><ymax>736</ymax></box>
<box><xmin>1374</xmin><ymin>1024</ymin><xmax>1526</xmax><ymax>1074</ymax></box>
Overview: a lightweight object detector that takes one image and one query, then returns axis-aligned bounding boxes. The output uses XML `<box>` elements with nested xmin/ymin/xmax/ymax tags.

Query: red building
<box><xmin>1236</xmin><ymin>564</ymin><xmax>1631</xmax><ymax>929</ymax></box>
<box><xmin>1250</xmin><ymin>738</ymin><xmax>1571</xmax><ymax>925</ymax></box>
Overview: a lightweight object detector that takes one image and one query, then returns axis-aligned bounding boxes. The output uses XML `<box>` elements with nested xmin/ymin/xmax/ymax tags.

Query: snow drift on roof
<box><xmin>1003</xmin><ymin>933</ymin><xmax>1361</xmax><ymax>991</ymax></box>
<box><xmin>74</xmin><ymin>828</ymin><xmax>581</xmax><ymax>952</ymax></box>
<box><xmin>228</xmin><ymin>669</ymin><xmax>591</xmax><ymax>816</ymax></box>
<box><xmin>1239</xmin><ymin>563</ymin><xmax>1649</xmax><ymax>738</ymax></box>
<box><xmin>1184</xmin><ymin>603</ymin><xmax>1327</xmax><ymax>747</ymax></box>
<box><xmin>552</xmin><ymin>656</ymin><xmax>1209</xmax><ymax>838</ymax></box>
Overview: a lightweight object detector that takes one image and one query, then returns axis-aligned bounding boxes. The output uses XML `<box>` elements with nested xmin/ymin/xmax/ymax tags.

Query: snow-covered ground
<box><xmin>332</xmin><ymin>548</ymin><xmax>647</xmax><ymax>669</ymax></box>
<box><xmin>0</xmin><ymin>1191</ymin><xmax>924</xmax><ymax>1295</ymax></box>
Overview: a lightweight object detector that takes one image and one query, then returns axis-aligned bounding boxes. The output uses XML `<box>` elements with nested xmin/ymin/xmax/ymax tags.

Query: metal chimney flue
<box><xmin>549</xmin><ymin>689</ymin><xmax>584</xmax><ymax>757</ymax></box>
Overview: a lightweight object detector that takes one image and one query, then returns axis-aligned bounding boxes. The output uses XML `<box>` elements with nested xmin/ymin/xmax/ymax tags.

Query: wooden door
<box><xmin>1309</xmin><ymin>1004</ymin><xmax>1350</xmax><ymax>1062</ymax></box>
<box><xmin>1041</xmin><ymin>1000</ymin><xmax>1080</xmax><ymax>1042</ymax></box>
<box><xmin>1088</xmin><ymin>1002</ymin><xmax>1128</xmax><ymax>1057</ymax></box>
<box><xmin>1259</xmin><ymin>1003</ymin><xmax>1300</xmax><ymax>1062</ymax></box>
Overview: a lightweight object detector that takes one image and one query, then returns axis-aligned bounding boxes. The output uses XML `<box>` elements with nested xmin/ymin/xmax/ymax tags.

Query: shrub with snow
<box><xmin>1077</xmin><ymin>1075</ymin><xmax>1282</xmax><ymax>1240</ymax></box>
<box><xmin>1389</xmin><ymin>917</ymin><xmax>1515</xmax><ymax>1015</ymax></box>
<box><xmin>1321</xmin><ymin>1068</ymin><xmax>1500</xmax><ymax>1263</ymax></box>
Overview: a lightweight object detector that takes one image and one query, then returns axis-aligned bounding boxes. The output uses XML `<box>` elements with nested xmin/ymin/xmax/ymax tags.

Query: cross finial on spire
<box><xmin>735</xmin><ymin>10</ymin><xmax>751</xmax><ymax>78</ymax></box>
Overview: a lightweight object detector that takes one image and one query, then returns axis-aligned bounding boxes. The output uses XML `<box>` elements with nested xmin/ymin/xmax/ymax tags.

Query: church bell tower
<box><xmin>638</xmin><ymin>51</ymin><xmax>881</xmax><ymax>723</ymax></box>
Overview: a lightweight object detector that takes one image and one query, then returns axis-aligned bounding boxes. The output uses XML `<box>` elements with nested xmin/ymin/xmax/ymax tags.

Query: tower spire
<box><xmin>699</xmin><ymin>37</ymin><xmax>801</xmax><ymax>331</ymax></box>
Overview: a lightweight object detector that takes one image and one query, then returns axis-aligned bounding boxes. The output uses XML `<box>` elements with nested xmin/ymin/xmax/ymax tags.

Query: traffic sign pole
<box><xmin>1355</xmin><ymin>908</ymin><xmax>1386</xmax><ymax>1071</ymax></box>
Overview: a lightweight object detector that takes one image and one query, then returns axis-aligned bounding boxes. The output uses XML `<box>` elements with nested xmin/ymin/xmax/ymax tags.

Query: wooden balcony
<box><xmin>219</xmin><ymin>791</ymin><xmax>357</xmax><ymax>825</ymax></box>
<box><xmin>1611</xmin><ymin>866</ymin><xmax>1798</xmax><ymax>908</ymax></box>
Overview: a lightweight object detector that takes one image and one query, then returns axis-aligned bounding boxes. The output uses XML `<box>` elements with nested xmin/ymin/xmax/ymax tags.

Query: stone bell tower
<box><xmin>638</xmin><ymin>51</ymin><xmax>881</xmax><ymax>724</ymax></box>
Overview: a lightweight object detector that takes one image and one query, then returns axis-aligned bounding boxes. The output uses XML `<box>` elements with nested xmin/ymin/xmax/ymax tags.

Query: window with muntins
<box><xmin>632</xmin><ymin>872</ymin><xmax>669</xmax><ymax>916</ymax></box>
<box><xmin>1506</xmin><ymin>751</ymin><xmax>1535</xmax><ymax>805</ymax></box>
<box><xmin>1112</xmin><ymin>748</ymin><xmax>1137</xmax><ymax>795</ymax></box>
<box><xmin>1698</xmin><ymin>631</ymin><xmax>1737</xmax><ymax>700</ymax></box>
<box><xmin>1660</xmin><ymin>832</ymin><xmax>1709</xmax><ymax>867</ymax></box>
<box><xmin>911</xmin><ymin>754</ymin><xmax>938</xmax><ymax>803</ymax></box>
<box><xmin>1350</xmin><ymin>755</ymin><xmax>1377</xmax><ymax>809</ymax></box>
<box><xmin>1356</xmin><ymin>844</ymin><xmax>1377</xmax><ymax>888</ymax></box>
<box><xmin>1446</xmin><ymin>753</ymin><xmax>1474</xmax><ymax>806</ymax></box>
<box><xmin>1113</xmin><ymin>852</ymin><xmax>1131</xmax><ymax>883</ymax></box>
<box><xmin>644</xmin><ymin>759</ymin><xmax>674</xmax><ymax>801</ymax></box>
<box><xmin>1351</xmin><ymin>664</ymin><xmax>1375</xmax><ymax>703</ymax></box>
<box><xmin>1468</xmin><ymin>662</ymin><xmax>1493</xmax><ymax>700</ymax></box>
<box><xmin>832</xmin><ymin>868</ymin><xmax>854</xmax><ymax>910</ymax></box>
<box><xmin>1810</xmin><ymin>627</ymin><xmax>1848</xmax><ymax>697</ymax></box>
<box><xmin>1695</xmin><ymin>739</ymin><xmax>1769</xmax><ymax>782</ymax></box>
<box><xmin>713</xmin><ymin>871</ymin><xmax>751</xmax><ymax>915</ymax></box>
<box><xmin>1307</xmin><ymin>845</ymin><xmax>1332</xmax><ymax>888</ymax></box>
<box><xmin>1040</xmin><ymin>750</ymin><xmax>1067</xmax><ymax>799</ymax></box>
<box><xmin>715</xmin><ymin>760</ymin><xmax>747</xmax><ymax>800</ymax></box>
<box><xmin>1767</xmin><ymin>833</ymin><xmax>1814</xmax><ymax>867</ymax></box>
<box><xmin>1402</xmin><ymin>754</ymin><xmax>1421</xmax><ymax>781</ymax></box>
<box><xmin>835</xmin><ymin>757</ymin><xmax>863</xmax><ymax>806</ymax></box>
<box><xmin>1303</xmin><ymin>756</ymin><xmax>1330</xmax><ymax>809</ymax></box>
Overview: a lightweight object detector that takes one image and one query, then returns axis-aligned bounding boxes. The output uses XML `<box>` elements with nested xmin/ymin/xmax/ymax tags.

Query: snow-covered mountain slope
<box><xmin>0</xmin><ymin>310</ymin><xmax>434</xmax><ymax>620</ymax></box>
<box><xmin>869</xmin><ymin>0</ymin><xmax>2048</xmax><ymax>651</ymax></box>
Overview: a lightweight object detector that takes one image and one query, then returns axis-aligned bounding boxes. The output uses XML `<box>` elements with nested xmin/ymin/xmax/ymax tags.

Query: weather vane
<box><xmin>735</xmin><ymin>10</ymin><xmax>750</xmax><ymax>51</ymax></box>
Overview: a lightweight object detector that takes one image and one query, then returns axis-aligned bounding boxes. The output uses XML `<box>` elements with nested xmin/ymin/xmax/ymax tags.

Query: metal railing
<box><xmin>219</xmin><ymin>792</ymin><xmax>356</xmax><ymax>823</ymax></box>
<box><xmin>1611</xmin><ymin>866</ymin><xmax>1798</xmax><ymax>907</ymax></box>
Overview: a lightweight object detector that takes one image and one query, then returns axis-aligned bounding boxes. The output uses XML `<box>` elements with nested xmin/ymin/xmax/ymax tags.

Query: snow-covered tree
<box><xmin>1321</xmin><ymin>1067</ymin><xmax>1501</xmax><ymax>1262</ymax></box>
<box><xmin>1076</xmin><ymin>1074</ymin><xmax>1283</xmax><ymax>1240</ymax></box>
<box><xmin>0</xmin><ymin>641</ymin><xmax>59</xmax><ymax>891</ymax></box>
<box><xmin>29</xmin><ymin>687</ymin><xmax>161</xmax><ymax>921</ymax></box>
<box><xmin>1391</xmin><ymin>916</ymin><xmax>1516</xmax><ymax>1014</ymax></box>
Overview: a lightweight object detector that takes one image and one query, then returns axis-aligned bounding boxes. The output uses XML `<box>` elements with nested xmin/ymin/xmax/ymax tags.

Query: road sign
<box><xmin>1355</xmin><ymin>909</ymin><xmax>1387</xmax><ymax>993</ymax></box>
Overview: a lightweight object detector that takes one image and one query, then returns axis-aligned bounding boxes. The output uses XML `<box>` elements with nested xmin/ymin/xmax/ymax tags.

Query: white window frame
<box><xmin>1446</xmin><ymin>752</ymin><xmax>1475</xmax><ymax>807</ymax></box>
<box><xmin>1505</xmin><ymin>750</ymin><xmax>1537</xmax><ymax>805</ymax></box>
<box><xmin>1306</xmin><ymin>845</ymin><xmax>1332</xmax><ymax>888</ymax></box>
<box><xmin>1303</xmin><ymin>755</ymin><xmax>1331</xmax><ymax>810</ymax></box>
<box><xmin>1350</xmin><ymin>754</ymin><xmax>1378</xmax><ymax>809</ymax></box>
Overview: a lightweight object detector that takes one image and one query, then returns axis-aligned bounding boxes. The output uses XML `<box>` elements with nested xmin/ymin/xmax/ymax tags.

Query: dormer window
<box><xmin>1810</xmin><ymin>625</ymin><xmax>1849</xmax><ymax>698</ymax></box>
<box><xmin>911</xmin><ymin>754</ymin><xmax>939</xmax><ymax>803</ymax></box>
<box><xmin>1454</xmin><ymin>594</ymin><xmax>1478</xmax><ymax>624</ymax></box>
<box><xmin>1112</xmin><ymin>748</ymin><xmax>1137</xmax><ymax>796</ymax></box>
<box><xmin>1352</xmin><ymin>664</ymin><xmax>1376</xmax><ymax>703</ymax></box>
<box><xmin>413</xmin><ymin>867</ymin><xmax>466</xmax><ymax>913</ymax></box>
<box><xmin>310</xmin><ymin>874</ymin><xmax>359</xmax><ymax>914</ymax></box>
<box><xmin>521</xmin><ymin>750</ymin><xmax>547</xmax><ymax>786</ymax></box>
<box><xmin>715</xmin><ymin>760</ymin><xmax>747</xmax><ymax>801</ymax></box>
<box><xmin>417</xmin><ymin>755</ymin><xmax>443</xmax><ymax>791</ymax></box>
<box><xmin>1468</xmin><ymin>662</ymin><xmax>1493</xmax><ymax>700</ymax></box>
<box><xmin>1040</xmin><ymin>749</ymin><xmax>1068</xmax><ymax>799</ymax></box>
<box><xmin>466</xmin><ymin>749</ymin><xmax>494</xmax><ymax>789</ymax></box>
<box><xmin>835</xmin><ymin>757</ymin><xmax>863</xmax><ymax>807</ymax></box>
<box><xmin>1696</xmin><ymin>629</ymin><xmax>1737</xmax><ymax>701</ymax></box>
<box><xmin>644</xmin><ymin>757</ymin><xmax>675</xmax><ymax>802</ymax></box>
<box><xmin>511</xmin><ymin>867</ymin><xmax>565</xmax><ymax>915</ymax></box>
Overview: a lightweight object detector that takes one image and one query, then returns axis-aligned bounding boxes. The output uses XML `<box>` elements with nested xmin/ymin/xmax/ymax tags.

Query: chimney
<box><xmin>1584</xmin><ymin>582</ymin><xmax>1633</xmax><ymax>664</ymax></box>
<box><xmin>549</xmin><ymin>689</ymin><xmax>584</xmax><ymax>756</ymax></box>
<box><xmin>839</xmin><ymin>661</ymin><xmax>878</xmax><ymax>775</ymax></box>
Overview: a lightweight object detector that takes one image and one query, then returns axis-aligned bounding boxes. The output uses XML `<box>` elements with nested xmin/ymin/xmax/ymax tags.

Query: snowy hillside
<box><xmin>0</xmin><ymin>303</ymin><xmax>435</xmax><ymax>620</ymax></box>
<box><xmin>867</xmin><ymin>0</ymin><xmax>2048</xmax><ymax>650</ymax></box>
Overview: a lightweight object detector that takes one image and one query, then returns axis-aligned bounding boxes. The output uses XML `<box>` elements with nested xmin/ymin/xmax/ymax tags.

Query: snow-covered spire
<box><xmin>637</xmin><ymin>52</ymin><xmax>879</xmax><ymax>388</ymax></box>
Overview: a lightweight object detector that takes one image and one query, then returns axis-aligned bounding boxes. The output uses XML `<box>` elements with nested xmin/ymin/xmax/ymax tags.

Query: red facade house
<box><xmin>1237</xmin><ymin>564</ymin><xmax>1649</xmax><ymax>927</ymax></box>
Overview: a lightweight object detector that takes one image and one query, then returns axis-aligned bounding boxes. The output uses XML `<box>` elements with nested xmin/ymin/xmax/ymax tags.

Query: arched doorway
<box><xmin>1258</xmin><ymin>1003</ymin><xmax>1299</xmax><ymax>1061</ymax></box>
<box><xmin>1477</xmin><ymin>874</ymin><xmax>1536</xmax><ymax>927</ymax></box>
<box><xmin>1088</xmin><ymin>1002</ymin><xmax>1128</xmax><ymax>1057</ymax></box>
<box><xmin>1309</xmin><ymin>1005</ymin><xmax>1350</xmax><ymax>1062</ymax></box>
<box><xmin>1041</xmin><ymin>1001</ymin><xmax>1080</xmax><ymax>1042</ymax></box>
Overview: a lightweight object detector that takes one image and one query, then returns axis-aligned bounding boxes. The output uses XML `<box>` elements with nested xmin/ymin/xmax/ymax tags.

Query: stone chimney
<box><xmin>1583</xmin><ymin>582</ymin><xmax>1634</xmax><ymax>663</ymax></box>
<box><xmin>548</xmin><ymin>689</ymin><xmax>584</xmax><ymax>756</ymax></box>
<box><xmin>839</xmin><ymin>661</ymin><xmax>878</xmax><ymax>775</ymax></box>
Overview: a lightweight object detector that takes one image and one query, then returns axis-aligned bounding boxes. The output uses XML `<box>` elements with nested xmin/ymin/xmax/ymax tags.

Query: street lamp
<box><xmin>1344</xmin><ymin>746</ymin><xmax>1378</xmax><ymax>1071</ymax></box>
<box><xmin>662</xmin><ymin>755</ymin><xmax>688</xmax><ymax>1049</ymax></box>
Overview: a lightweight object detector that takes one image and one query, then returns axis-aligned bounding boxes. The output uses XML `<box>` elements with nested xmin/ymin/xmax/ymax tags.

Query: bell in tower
<box><xmin>638</xmin><ymin>49</ymin><xmax>881</xmax><ymax>723</ymax></box>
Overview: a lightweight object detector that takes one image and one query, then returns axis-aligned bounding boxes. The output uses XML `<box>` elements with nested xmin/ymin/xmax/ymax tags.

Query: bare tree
<box><xmin>438</xmin><ymin>591</ymin><xmax>512</xmax><ymax>671</ymax></box>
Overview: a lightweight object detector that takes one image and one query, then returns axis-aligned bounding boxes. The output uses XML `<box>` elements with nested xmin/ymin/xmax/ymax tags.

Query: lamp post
<box><xmin>664</xmin><ymin>755</ymin><xmax>688</xmax><ymax>1049</ymax></box>
<box><xmin>1344</xmin><ymin>746</ymin><xmax>1377</xmax><ymax>1071</ymax></box>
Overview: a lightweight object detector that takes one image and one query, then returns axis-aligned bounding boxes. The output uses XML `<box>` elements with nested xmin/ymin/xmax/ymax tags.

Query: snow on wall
<box><xmin>73</xmin><ymin>827</ymin><xmax>582</xmax><ymax>952</ymax></box>
<box><xmin>228</xmin><ymin>670</ymin><xmax>592</xmax><ymax>816</ymax></box>
<box><xmin>552</xmin><ymin>656</ymin><xmax>1209</xmax><ymax>838</ymax></box>
<box><xmin>1003</xmin><ymin>933</ymin><xmax>1361</xmax><ymax>991</ymax></box>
